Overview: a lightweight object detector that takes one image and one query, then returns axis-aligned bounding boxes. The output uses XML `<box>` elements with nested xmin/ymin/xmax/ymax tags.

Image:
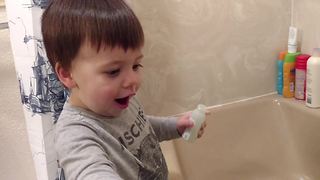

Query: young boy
<box><xmin>41</xmin><ymin>0</ymin><xmax>207</xmax><ymax>179</ymax></box>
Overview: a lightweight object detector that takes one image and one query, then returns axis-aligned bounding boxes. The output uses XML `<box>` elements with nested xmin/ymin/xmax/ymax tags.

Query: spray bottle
<box><xmin>182</xmin><ymin>104</ymin><xmax>206</xmax><ymax>142</ymax></box>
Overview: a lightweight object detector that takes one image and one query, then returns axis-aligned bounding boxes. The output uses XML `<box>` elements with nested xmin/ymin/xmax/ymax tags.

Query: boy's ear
<box><xmin>55</xmin><ymin>63</ymin><xmax>76</xmax><ymax>89</ymax></box>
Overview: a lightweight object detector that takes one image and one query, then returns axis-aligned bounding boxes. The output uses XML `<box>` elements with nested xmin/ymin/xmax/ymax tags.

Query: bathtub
<box><xmin>162</xmin><ymin>94</ymin><xmax>320</xmax><ymax>180</ymax></box>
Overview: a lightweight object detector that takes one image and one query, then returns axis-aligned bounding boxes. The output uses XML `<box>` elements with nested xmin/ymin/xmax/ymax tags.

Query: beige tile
<box><xmin>132</xmin><ymin>0</ymin><xmax>291</xmax><ymax>115</ymax></box>
<box><xmin>294</xmin><ymin>0</ymin><xmax>320</xmax><ymax>55</ymax></box>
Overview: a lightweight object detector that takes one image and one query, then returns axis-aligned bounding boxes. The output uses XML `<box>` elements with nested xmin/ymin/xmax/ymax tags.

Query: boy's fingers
<box><xmin>200</xmin><ymin>121</ymin><xmax>207</xmax><ymax>129</ymax></box>
<box><xmin>197</xmin><ymin>130</ymin><xmax>204</xmax><ymax>138</ymax></box>
<box><xmin>197</xmin><ymin>121</ymin><xmax>207</xmax><ymax>138</ymax></box>
<box><xmin>198</xmin><ymin>126</ymin><xmax>206</xmax><ymax>137</ymax></box>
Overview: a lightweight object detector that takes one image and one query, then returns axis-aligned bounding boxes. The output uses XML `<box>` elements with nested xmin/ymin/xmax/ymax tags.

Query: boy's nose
<box><xmin>123</xmin><ymin>71</ymin><xmax>140</xmax><ymax>92</ymax></box>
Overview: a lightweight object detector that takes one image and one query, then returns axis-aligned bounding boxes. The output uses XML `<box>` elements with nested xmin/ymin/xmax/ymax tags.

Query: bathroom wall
<box><xmin>294</xmin><ymin>0</ymin><xmax>320</xmax><ymax>55</ymax></box>
<box><xmin>132</xmin><ymin>0</ymin><xmax>292</xmax><ymax>115</ymax></box>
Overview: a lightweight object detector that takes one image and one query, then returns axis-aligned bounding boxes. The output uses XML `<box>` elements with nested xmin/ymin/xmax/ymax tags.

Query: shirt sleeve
<box><xmin>54</xmin><ymin>121</ymin><xmax>123</xmax><ymax>180</ymax></box>
<box><xmin>146</xmin><ymin>115</ymin><xmax>181</xmax><ymax>142</ymax></box>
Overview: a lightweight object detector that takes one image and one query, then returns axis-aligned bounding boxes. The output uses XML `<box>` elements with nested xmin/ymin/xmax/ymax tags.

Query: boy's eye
<box><xmin>106</xmin><ymin>69</ymin><xmax>120</xmax><ymax>77</ymax></box>
<box><xmin>133</xmin><ymin>64</ymin><xmax>143</xmax><ymax>71</ymax></box>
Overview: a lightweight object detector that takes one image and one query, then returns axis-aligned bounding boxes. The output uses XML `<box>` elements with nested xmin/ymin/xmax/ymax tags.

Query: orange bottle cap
<box><xmin>278</xmin><ymin>51</ymin><xmax>287</xmax><ymax>60</ymax></box>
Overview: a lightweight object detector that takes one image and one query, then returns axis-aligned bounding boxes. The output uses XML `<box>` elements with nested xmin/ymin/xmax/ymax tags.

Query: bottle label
<box><xmin>182</xmin><ymin>132</ymin><xmax>191</xmax><ymax>140</ymax></box>
<box><xmin>295</xmin><ymin>69</ymin><xmax>306</xmax><ymax>99</ymax></box>
<box><xmin>306</xmin><ymin>68</ymin><xmax>312</xmax><ymax>93</ymax></box>
<box><xmin>283</xmin><ymin>62</ymin><xmax>295</xmax><ymax>97</ymax></box>
<box><xmin>307</xmin><ymin>95</ymin><xmax>312</xmax><ymax>104</ymax></box>
<box><xmin>290</xmin><ymin>82</ymin><xmax>294</xmax><ymax>92</ymax></box>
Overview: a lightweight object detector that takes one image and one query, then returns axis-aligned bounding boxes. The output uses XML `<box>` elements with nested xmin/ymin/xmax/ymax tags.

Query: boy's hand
<box><xmin>176</xmin><ymin>111</ymin><xmax>209</xmax><ymax>139</ymax></box>
<box><xmin>176</xmin><ymin>113</ymin><xmax>193</xmax><ymax>136</ymax></box>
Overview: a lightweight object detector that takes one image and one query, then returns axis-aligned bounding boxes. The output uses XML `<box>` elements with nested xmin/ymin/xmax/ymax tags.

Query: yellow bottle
<box><xmin>283</xmin><ymin>52</ymin><xmax>300</xmax><ymax>98</ymax></box>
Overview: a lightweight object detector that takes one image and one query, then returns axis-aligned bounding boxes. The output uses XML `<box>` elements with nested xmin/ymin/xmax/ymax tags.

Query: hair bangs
<box><xmin>81</xmin><ymin>1</ymin><xmax>144</xmax><ymax>52</ymax></box>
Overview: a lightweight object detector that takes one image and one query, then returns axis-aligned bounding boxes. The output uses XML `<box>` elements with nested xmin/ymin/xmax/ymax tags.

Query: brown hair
<box><xmin>41</xmin><ymin>0</ymin><xmax>144</xmax><ymax>71</ymax></box>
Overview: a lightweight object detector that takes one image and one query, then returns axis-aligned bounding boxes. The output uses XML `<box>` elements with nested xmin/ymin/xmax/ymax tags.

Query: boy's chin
<box><xmin>95</xmin><ymin>101</ymin><xmax>130</xmax><ymax>118</ymax></box>
<box><xmin>99</xmin><ymin>108</ymin><xmax>124</xmax><ymax>118</ymax></box>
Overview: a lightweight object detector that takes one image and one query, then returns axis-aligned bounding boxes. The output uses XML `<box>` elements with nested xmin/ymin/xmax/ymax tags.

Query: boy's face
<box><xmin>68</xmin><ymin>43</ymin><xmax>143</xmax><ymax>117</ymax></box>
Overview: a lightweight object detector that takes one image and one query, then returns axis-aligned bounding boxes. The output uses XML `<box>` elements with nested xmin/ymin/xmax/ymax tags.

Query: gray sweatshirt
<box><xmin>54</xmin><ymin>97</ymin><xmax>180</xmax><ymax>180</ymax></box>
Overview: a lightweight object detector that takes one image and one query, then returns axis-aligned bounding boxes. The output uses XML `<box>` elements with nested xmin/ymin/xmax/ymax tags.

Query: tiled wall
<box><xmin>132</xmin><ymin>0</ymin><xmax>291</xmax><ymax>115</ymax></box>
<box><xmin>294</xmin><ymin>0</ymin><xmax>320</xmax><ymax>55</ymax></box>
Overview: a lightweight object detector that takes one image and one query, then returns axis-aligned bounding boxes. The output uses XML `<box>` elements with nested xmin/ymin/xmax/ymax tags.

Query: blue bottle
<box><xmin>277</xmin><ymin>51</ymin><xmax>287</xmax><ymax>95</ymax></box>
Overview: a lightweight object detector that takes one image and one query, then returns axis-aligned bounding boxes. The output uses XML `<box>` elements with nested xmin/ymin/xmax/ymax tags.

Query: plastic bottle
<box><xmin>306</xmin><ymin>48</ymin><xmax>320</xmax><ymax>108</ymax></box>
<box><xmin>283</xmin><ymin>52</ymin><xmax>300</xmax><ymax>98</ymax></box>
<box><xmin>295</xmin><ymin>54</ymin><xmax>310</xmax><ymax>100</ymax></box>
<box><xmin>182</xmin><ymin>104</ymin><xmax>206</xmax><ymax>142</ymax></box>
<box><xmin>277</xmin><ymin>51</ymin><xmax>287</xmax><ymax>95</ymax></box>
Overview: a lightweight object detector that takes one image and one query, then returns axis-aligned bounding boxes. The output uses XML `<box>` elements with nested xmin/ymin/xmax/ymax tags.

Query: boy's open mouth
<box><xmin>115</xmin><ymin>96</ymin><xmax>130</xmax><ymax>108</ymax></box>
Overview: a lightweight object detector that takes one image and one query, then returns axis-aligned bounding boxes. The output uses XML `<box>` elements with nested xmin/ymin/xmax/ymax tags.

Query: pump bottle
<box><xmin>182</xmin><ymin>104</ymin><xmax>206</xmax><ymax>142</ymax></box>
